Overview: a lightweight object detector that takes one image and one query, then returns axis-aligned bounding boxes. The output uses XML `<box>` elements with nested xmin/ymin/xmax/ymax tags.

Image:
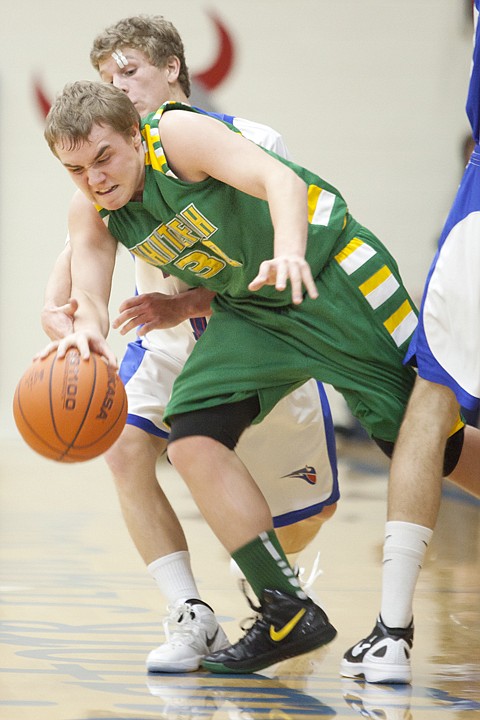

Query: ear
<box><xmin>131</xmin><ymin>124</ymin><xmax>142</xmax><ymax>148</ymax></box>
<box><xmin>165</xmin><ymin>55</ymin><xmax>181</xmax><ymax>83</ymax></box>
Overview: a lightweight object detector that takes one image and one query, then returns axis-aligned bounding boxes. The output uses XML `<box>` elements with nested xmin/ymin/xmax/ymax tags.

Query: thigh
<box><xmin>165</xmin><ymin>226</ymin><xmax>419</xmax><ymax>443</ymax></box>
<box><xmin>120</xmin><ymin>339</ymin><xmax>184</xmax><ymax>438</ymax></box>
<box><xmin>164</xmin><ymin>307</ymin><xmax>310</xmax><ymax>426</ymax></box>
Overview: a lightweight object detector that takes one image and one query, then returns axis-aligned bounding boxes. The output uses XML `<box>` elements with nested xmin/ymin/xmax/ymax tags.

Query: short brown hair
<box><xmin>44</xmin><ymin>80</ymin><xmax>140</xmax><ymax>156</ymax></box>
<box><xmin>90</xmin><ymin>15</ymin><xmax>191</xmax><ymax>96</ymax></box>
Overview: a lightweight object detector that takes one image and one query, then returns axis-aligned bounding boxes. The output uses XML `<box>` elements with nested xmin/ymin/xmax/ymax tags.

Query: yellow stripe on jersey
<box><xmin>449</xmin><ymin>415</ymin><xmax>465</xmax><ymax>437</ymax></box>
<box><xmin>384</xmin><ymin>300</ymin><xmax>417</xmax><ymax>347</ymax></box>
<box><xmin>308</xmin><ymin>185</ymin><xmax>336</xmax><ymax>226</ymax></box>
<box><xmin>359</xmin><ymin>265</ymin><xmax>400</xmax><ymax>310</ymax></box>
<box><xmin>143</xmin><ymin>124</ymin><xmax>166</xmax><ymax>171</ymax></box>
<box><xmin>334</xmin><ymin>238</ymin><xmax>376</xmax><ymax>275</ymax></box>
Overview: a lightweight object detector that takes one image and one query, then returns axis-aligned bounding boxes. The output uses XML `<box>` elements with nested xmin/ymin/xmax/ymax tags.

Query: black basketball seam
<box><xmin>58</xmin><ymin>352</ymin><xmax>98</xmax><ymax>460</ymax></box>
<box><xmin>65</xmin><ymin>386</ymin><xmax>127</xmax><ymax>460</ymax></box>
<box><xmin>14</xmin><ymin>382</ymin><xmax>66</xmax><ymax>460</ymax></box>
<box><xmin>48</xmin><ymin>354</ymin><xmax>66</xmax><ymax>447</ymax></box>
<box><xmin>15</xmin><ymin>353</ymin><xmax>126</xmax><ymax>462</ymax></box>
<box><xmin>68</xmin><ymin>382</ymin><xmax>127</xmax><ymax>450</ymax></box>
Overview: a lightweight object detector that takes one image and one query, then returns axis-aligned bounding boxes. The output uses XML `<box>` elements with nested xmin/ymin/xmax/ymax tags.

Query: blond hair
<box><xmin>44</xmin><ymin>80</ymin><xmax>140</xmax><ymax>156</ymax></box>
<box><xmin>90</xmin><ymin>15</ymin><xmax>190</xmax><ymax>96</ymax></box>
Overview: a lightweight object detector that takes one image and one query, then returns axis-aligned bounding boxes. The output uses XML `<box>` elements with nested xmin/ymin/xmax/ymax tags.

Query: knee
<box><xmin>167</xmin><ymin>435</ymin><xmax>221</xmax><ymax>475</ymax></box>
<box><xmin>166</xmin><ymin>435</ymin><xmax>192</xmax><ymax>471</ymax></box>
<box><xmin>408</xmin><ymin>377</ymin><xmax>459</xmax><ymax>429</ymax></box>
<box><xmin>104</xmin><ymin>425</ymin><xmax>165</xmax><ymax>481</ymax></box>
<box><xmin>104</xmin><ymin>426</ymin><xmax>139</xmax><ymax>474</ymax></box>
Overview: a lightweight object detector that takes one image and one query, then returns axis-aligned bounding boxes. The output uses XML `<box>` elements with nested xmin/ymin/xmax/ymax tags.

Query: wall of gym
<box><xmin>0</xmin><ymin>0</ymin><xmax>473</xmax><ymax>437</ymax></box>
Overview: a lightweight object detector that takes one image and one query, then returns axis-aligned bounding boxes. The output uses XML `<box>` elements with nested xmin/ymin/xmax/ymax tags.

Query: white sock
<box><xmin>147</xmin><ymin>550</ymin><xmax>201</xmax><ymax>607</ymax></box>
<box><xmin>380</xmin><ymin>520</ymin><xmax>433</xmax><ymax>628</ymax></box>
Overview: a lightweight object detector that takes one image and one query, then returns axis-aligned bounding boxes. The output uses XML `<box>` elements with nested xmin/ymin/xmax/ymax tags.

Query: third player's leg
<box><xmin>388</xmin><ymin>376</ymin><xmax>461</xmax><ymax>527</ymax></box>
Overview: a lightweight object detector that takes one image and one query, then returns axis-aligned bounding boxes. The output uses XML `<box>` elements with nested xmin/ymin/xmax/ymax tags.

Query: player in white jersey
<box><xmin>41</xmin><ymin>15</ymin><xmax>338</xmax><ymax>673</ymax></box>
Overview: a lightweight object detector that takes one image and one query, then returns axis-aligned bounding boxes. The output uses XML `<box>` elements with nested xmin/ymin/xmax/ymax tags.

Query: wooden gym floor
<box><xmin>0</xmin><ymin>434</ymin><xmax>479</xmax><ymax>719</ymax></box>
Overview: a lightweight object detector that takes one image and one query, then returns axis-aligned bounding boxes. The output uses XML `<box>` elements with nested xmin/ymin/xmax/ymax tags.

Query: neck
<box><xmin>169</xmin><ymin>87</ymin><xmax>189</xmax><ymax>104</ymax></box>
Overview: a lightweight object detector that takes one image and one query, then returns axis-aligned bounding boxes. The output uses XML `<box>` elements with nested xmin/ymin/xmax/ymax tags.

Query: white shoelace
<box><xmin>295</xmin><ymin>551</ymin><xmax>323</xmax><ymax>593</ymax></box>
<box><xmin>162</xmin><ymin>602</ymin><xmax>203</xmax><ymax>645</ymax></box>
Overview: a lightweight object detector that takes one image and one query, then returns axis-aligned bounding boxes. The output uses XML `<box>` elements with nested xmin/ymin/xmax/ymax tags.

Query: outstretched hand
<box><xmin>34</xmin><ymin>329</ymin><xmax>118</xmax><ymax>368</ymax></box>
<box><xmin>248</xmin><ymin>255</ymin><xmax>318</xmax><ymax>305</ymax></box>
<box><xmin>41</xmin><ymin>298</ymin><xmax>79</xmax><ymax>341</ymax></box>
<box><xmin>113</xmin><ymin>292</ymin><xmax>194</xmax><ymax>335</ymax></box>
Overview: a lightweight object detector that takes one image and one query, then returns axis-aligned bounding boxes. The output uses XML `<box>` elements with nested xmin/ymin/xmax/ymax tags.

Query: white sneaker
<box><xmin>146</xmin><ymin>599</ymin><xmax>230</xmax><ymax>673</ymax></box>
<box><xmin>341</xmin><ymin>616</ymin><xmax>413</xmax><ymax>684</ymax></box>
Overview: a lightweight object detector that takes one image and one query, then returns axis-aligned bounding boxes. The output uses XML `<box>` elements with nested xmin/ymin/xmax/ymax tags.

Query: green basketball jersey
<box><xmin>97</xmin><ymin>102</ymin><xmax>421</xmax><ymax>442</ymax></box>
<box><xmin>100</xmin><ymin>102</ymin><xmax>349</xmax><ymax>305</ymax></box>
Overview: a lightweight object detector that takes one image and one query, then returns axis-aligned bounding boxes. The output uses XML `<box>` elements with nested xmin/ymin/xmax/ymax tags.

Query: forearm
<box><xmin>113</xmin><ymin>285</ymin><xmax>216</xmax><ymax>336</ymax></box>
<box><xmin>179</xmin><ymin>287</ymin><xmax>216</xmax><ymax>319</ymax></box>
<box><xmin>41</xmin><ymin>244</ymin><xmax>77</xmax><ymax>340</ymax></box>
<box><xmin>267</xmin><ymin>171</ymin><xmax>309</xmax><ymax>258</ymax></box>
<box><xmin>71</xmin><ymin>288</ymin><xmax>110</xmax><ymax>338</ymax></box>
<box><xmin>44</xmin><ymin>244</ymin><xmax>72</xmax><ymax>307</ymax></box>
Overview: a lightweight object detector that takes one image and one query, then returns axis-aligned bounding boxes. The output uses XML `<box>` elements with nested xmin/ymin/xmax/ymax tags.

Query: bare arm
<box><xmin>41</xmin><ymin>243</ymin><xmax>79</xmax><ymax>340</ymax></box>
<box><xmin>112</xmin><ymin>286</ymin><xmax>215</xmax><ymax>336</ymax></box>
<box><xmin>159</xmin><ymin>110</ymin><xmax>318</xmax><ymax>304</ymax></box>
<box><xmin>39</xmin><ymin>191</ymin><xmax>118</xmax><ymax>365</ymax></box>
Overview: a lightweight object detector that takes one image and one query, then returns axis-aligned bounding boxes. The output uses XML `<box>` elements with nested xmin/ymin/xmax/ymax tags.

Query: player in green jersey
<box><xmin>41</xmin><ymin>16</ymin><xmax>342</xmax><ymax>674</ymax></box>
<box><xmin>41</xmin><ymin>81</ymin><xmax>478</xmax><ymax>675</ymax></box>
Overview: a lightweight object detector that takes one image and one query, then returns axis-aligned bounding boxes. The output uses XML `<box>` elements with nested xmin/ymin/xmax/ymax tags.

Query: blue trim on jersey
<box><xmin>468</xmin><ymin>1</ymin><xmax>480</xmax><ymax>143</ymax></box>
<box><xmin>193</xmin><ymin>106</ymin><xmax>235</xmax><ymax>125</ymax></box>
<box><xmin>120</xmin><ymin>339</ymin><xmax>170</xmax><ymax>436</ymax></box>
<box><xmin>272</xmin><ymin>381</ymin><xmax>339</xmax><ymax>528</ymax></box>
<box><xmin>118</xmin><ymin>337</ymin><xmax>146</xmax><ymax>385</ymax></box>
<box><xmin>125</xmin><ymin>413</ymin><xmax>169</xmax><ymax>438</ymax></box>
<box><xmin>189</xmin><ymin>316</ymin><xmax>208</xmax><ymax>340</ymax></box>
<box><xmin>317</xmin><ymin>381</ymin><xmax>339</xmax><ymax>487</ymax></box>
<box><xmin>404</xmin><ymin>9</ymin><xmax>480</xmax><ymax>410</ymax></box>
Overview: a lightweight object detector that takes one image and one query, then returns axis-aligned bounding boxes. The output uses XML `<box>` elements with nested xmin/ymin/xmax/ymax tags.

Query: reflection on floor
<box><xmin>1</xmin><ymin>435</ymin><xmax>479</xmax><ymax>719</ymax></box>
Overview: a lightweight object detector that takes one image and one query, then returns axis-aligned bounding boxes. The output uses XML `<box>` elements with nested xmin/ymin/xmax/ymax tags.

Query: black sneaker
<box><xmin>201</xmin><ymin>588</ymin><xmax>337</xmax><ymax>674</ymax></box>
<box><xmin>341</xmin><ymin>616</ymin><xmax>414</xmax><ymax>684</ymax></box>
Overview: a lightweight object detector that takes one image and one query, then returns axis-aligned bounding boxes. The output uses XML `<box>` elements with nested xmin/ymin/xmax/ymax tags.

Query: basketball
<box><xmin>13</xmin><ymin>348</ymin><xmax>128</xmax><ymax>462</ymax></box>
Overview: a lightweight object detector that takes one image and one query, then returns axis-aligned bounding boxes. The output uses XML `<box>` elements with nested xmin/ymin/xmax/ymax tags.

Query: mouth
<box><xmin>96</xmin><ymin>185</ymin><xmax>119</xmax><ymax>197</ymax></box>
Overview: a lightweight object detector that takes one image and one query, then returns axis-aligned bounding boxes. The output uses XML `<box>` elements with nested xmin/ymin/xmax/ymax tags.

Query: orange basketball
<box><xmin>13</xmin><ymin>348</ymin><xmax>128</xmax><ymax>462</ymax></box>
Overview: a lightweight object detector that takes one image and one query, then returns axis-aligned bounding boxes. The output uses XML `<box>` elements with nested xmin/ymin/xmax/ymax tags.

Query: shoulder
<box><xmin>68</xmin><ymin>190</ymin><xmax>108</xmax><ymax>231</ymax></box>
<box><xmin>69</xmin><ymin>190</ymin><xmax>97</xmax><ymax>221</ymax></box>
<box><xmin>158</xmin><ymin>107</ymin><xmax>233</xmax><ymax>163</ymax></box>
<box><xmin>231</xmin><ymin>117</ymin><xmax>291</xmax><ymax>159</ymax></box>
<box><xmin>160</xmin><ymin>105</ymin><xmax>218</xmax><ymax>133</ymax></box>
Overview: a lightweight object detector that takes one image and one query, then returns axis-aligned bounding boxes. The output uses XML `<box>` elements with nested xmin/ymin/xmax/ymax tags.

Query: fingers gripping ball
<box><xmin>13</xmin><ymin>349</ymin><xmax>128</xmax><ymax>462</ymax></box>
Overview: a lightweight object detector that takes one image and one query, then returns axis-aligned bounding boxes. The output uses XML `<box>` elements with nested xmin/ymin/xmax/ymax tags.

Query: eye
<box><xmin>124</xmin><ymin>68</ymin><xmax>136</xmax><ymax>77</ymax></box>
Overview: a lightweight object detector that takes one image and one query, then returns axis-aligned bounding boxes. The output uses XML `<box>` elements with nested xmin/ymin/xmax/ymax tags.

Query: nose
<box><xmin>86</xmin><ymin>166</ymin><xmax>107</xmax><ymax>187</ymax></box>
<box><xmin>112</xmin><ymin>75</ymin><xmax>128</xmax><ymax>93</ymax></box>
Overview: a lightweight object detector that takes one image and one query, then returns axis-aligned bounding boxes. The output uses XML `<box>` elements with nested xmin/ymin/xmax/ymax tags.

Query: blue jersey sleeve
<box><xmin>467</xmin><ymin>1</ymin><xmax>480</xmax><ymax>142</ymax></box>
